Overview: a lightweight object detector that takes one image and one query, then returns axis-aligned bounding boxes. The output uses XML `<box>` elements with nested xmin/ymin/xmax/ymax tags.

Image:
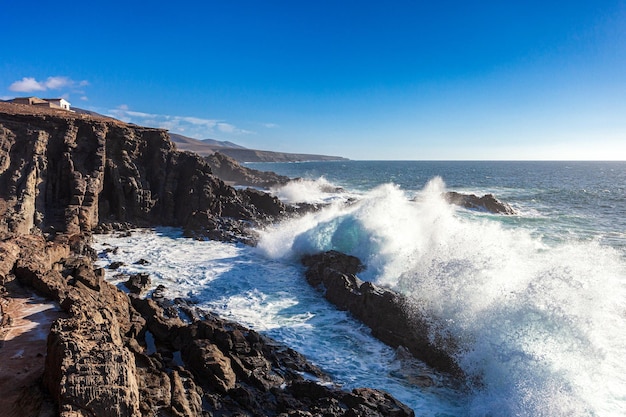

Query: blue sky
<box><xmin>2</xmin><ymin>1</ymin><xmax>625</xmax><ymax>160</ymax></box>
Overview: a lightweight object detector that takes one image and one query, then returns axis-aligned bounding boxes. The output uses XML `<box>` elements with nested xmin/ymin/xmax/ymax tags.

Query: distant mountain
<box><xmin>201</xmin><ymin>138</ymin><xmax>247</xmax><ymax>149</ymax></box>
<box><xmin>170</xmin><ymin>132</ymin><xmax>347</xmax><ymax>162</ymax></box>
<box><xmin>72</xmin><ymin>107</ymin><xmax>115</xmax><ymax>119</ymax></box>
<box><xmin>216</xmin><ymin>148</ymin><xmax>348</xmax><ymax>163</ymax></box>
<box><xmin>168</xmin><ymin>133</ymin><xmax>228</xmax><ymax>155</ymax></box>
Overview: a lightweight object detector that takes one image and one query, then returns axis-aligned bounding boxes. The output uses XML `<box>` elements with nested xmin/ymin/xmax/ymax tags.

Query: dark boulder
<box><xmin>302</xmin><ymin>251</ymin><xmax>462</xmax><ymax>377</ymax></box>
<box><xmin>124</xmin><ymin>272</ymin><xmax>151</xmax><ymax>294</ymax></box>
<box><xmin>444</xmin><ymin>191</ymin><xmax>516</xmax><ymax>214</ymax></box>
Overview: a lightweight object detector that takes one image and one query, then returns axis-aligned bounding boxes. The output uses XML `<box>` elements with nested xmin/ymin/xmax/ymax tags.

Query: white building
<box><xmin>11</xmin><ymin>97</ymin><xmax>72</xmax><ymax>111</ymax></box>
<box><xmin>43</xmin><ymin>98</ymin><xmax>71</xmax><ymax>111</ymax></box>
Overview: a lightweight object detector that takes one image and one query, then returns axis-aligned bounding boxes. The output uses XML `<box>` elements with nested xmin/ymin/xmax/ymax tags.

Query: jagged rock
<box><xmin>152</xmin><ymin>284</ymin><xmax>167</xmax><ymax>299</ymax></box>
<box><xmin>0</xmin><ymin>102</ymin><xmax>286</xmax><ymax>242</ymax></box>
<box><xmin>241</xmin><ymin>187</ymin><xmax>286</xmax><ymax>217</ymax></box>
<box><xmin>302</xmin><ymin>250</ymin><xmax>461</xmax><ymax>377</ymax></box>
<box><xmin>183</xmin><ymin>339</ymin><xmax>237</xmax><ymax>392</ymax></box>
<box><xmin>343</xmin><ymin>388</ymin><xmax>415</xmax><ymax>417</ymax></box>
<box><xmin>45</xmin><ymin>316</ymin><xmax>142</xmax><ymax>417</ymax></box>
<box><xmin>0</xmin><ymin>235</ymin><xmax>143</xmax><ymax>416</ymax></box>
<box><xmin>444</xmin><ymin>191</ymin><xmax>516</xmax><ymax>214</ymax></box>
<box><xmin>108</xmin><ymin>261</ymin><xmax>125</xmax><ymax>270</ymax></box>
<box><xmin>169</xmin><ymin>369</ymin><xmax>203</xmax><ymax>417</ymax></box>
<box><xmin>124</xmin><ymin>272</ymin><xmax>151</xmax><ymax>294</ymax></box>
<box><xmin>136</xmin><ymin>295</ymin><xmax>414</xmax><ymax>417</ymax></box>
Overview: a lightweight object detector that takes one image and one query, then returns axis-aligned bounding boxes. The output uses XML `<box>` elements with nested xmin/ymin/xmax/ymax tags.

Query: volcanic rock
<box><xmin>302</xmin><ymin>250</ymin><xmax>461</xmax><ymax>377</ymax></box>
<box><xmin>0</xmin><ymin>102</ymin><xmax>285</xmax><ymax>242</ymax></box>
<box><xmin>444</xmin><ymin>191</ymin><xmax>516</xmax><ymax>214</ymax></box>
<box><xmin>124</xmin><ymin>273</ymin><xmax>152</xmax><ymax>294</ymax></box>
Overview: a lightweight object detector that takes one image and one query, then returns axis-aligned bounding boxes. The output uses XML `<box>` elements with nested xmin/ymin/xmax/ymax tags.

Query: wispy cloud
<box><xmin>108</xmin><ymin>105</ymin><xmax>254</xmax><ymax>138</ymax></box>
<box><xmin>263</xmin><ymin>122</ymin><xmax>279</xmax><ymax>128</ymax></box>
<box><xmin>8</xmin><ymin>76</ymin><xmax>89</xmax><ymax>94</ymax></box>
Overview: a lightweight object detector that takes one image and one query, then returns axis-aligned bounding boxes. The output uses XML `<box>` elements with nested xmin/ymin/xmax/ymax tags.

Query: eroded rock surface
<box><xmin>444</xmin><ymin>191</ymin><xmax>516</xmax><ymax>214</ymax></box>
<box><xmin>302</xmin><ymin>250</ymin><xmax>461</xmax><ymax>377</ymax></box>
<box><xmin>0</xmin><ymin>102</ymin><xmax>286</xmax><ymax>242</ymax></box>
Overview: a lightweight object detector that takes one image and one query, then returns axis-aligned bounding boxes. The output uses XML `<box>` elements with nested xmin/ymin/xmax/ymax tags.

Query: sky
<box><xmin>2</xmin><ymin>1</ymin><xmax>625</xmax><ymax>160</ymax></box>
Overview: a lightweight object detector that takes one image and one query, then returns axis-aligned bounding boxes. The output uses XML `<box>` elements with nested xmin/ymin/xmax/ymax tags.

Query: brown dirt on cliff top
<box><xmin>1</xmin><ymin>100</ymin><xmax>96</xmax><ymax>118</ymax></box>
<box><xmin>0</xmin><ymin>279</ymin><xmax>65</xmax><ymax>415</ymax></box>
<box><xmin>0</xmin><ymin>101</ymin><xmax>156</xmax><ymax>130</ymax></box>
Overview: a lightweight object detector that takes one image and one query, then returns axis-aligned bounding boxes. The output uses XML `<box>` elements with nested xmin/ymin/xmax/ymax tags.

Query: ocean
<box><xmin>95</xmin><ymin>161</ymin><xmax>626</xmax><ymax>416</ymax></box>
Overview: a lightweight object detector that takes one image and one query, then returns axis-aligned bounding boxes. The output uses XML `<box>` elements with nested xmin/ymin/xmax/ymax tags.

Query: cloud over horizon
<box><xmin>8</xmin><ymin>76</ymin><xmax>89</xmax><ymax>95</ymax></box>
<box><xmin>108</xmin><ymin>105</ymin><xmax>254</xmax><ymax>139</ymax></box>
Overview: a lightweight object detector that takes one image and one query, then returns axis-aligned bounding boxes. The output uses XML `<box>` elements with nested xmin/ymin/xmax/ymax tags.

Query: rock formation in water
<box><xmin>0</xmin><ymin>102</ymin><xmax>414</xmax><ymax>416</ymax></box>
<box><xmin>444</xmin><ymin>191</ymin><xmax>516</xmax><ymax>214</ymax></box>
<box><xmin>302</xmin><ymin>250</ymin><xmax>462</xmax><ymax>377</ymax></box>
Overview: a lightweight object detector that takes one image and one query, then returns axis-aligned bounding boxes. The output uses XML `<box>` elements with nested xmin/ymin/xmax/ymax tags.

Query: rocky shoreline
<box><xmin>1</xmin><ymin>102</ymin><xmax>518</xmax><ymax>415</ymax></box>
<box><xmin>0</xmin><ymin>102</ymin><xmax>418</xmax><ymax>416</ymax></box>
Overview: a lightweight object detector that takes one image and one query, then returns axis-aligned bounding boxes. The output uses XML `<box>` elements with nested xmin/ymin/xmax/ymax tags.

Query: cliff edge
<box><xmin>0</xmin><ymin>102</ymin><xmax>287</xmax><ymax>241</ymax></box>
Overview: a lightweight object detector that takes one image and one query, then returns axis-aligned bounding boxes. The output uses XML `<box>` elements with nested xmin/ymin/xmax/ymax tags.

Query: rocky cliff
<box><xmin>0</xmin><ymin>102</ymin><xmax>288</xmax><ymax>242</ymax></box>
<box><xmin>0</xmin><ymin>103</ymin><xmax>414</xmax><ymax>417</ymax></box>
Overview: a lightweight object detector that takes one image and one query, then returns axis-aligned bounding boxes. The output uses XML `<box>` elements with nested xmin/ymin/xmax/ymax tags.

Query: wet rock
<box><xmin>133</xmin><ymin>258</ymin><xmax>150</xmax><ymax>265</ymax></box>
<box><xmin>344</xmin><ymin>388</ymin><xmax>415</xmax><ymax>417</ymax></box>
<box><xmin>444</xmin><ymin>191</ymin><xmax>516</xmax><ymax>214</ymax></box>
<box><xmin>240</xmin><ymin>187</ymin><xmax>286</xmax><ymax>217</ymax></box>
<box><xmin>108</xmin><ymin>261</ymin><xmax>125</xmax><ymax>270</ymax></box>
<box><xmin>182</xmin><ymin>211</ymin><xmax>256</xmax><ymax>245</ymax></box>
<box><xmin>124</xmin><ymin>272</ymin><xmax>151</xmax><ymax>294</ymax></box>
<box><xmin>302</xmin><ymin>250</ymin><xmax>462</xmax><ymax>377</ymax></box>
<box><xmin>152</xmin><ymin>284</ymin><xmax>167</xmax><ymax>299</ymax></box>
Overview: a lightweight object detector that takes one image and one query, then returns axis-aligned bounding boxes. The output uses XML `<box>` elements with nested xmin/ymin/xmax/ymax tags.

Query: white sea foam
<box><xmin>92</xmin><ymin>174</ymin><xmax>626</xmax><ymax>416</ymax></box>
<box><xmin>269</xmin><ymin>177</ymin><xmax>354</xmax><ymax>204</ymax></box>
<box><xmin>94</xmin><ymin>227</ymin><xmax>465</xmax><ymax>416</ymax></box>
<box><xmin>257</xmin><ymin>177</ymin><xmax>626</xmax><ymax>416</ymax></box>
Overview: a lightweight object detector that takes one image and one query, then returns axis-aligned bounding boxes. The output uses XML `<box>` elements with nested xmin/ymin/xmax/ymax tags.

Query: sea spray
<box><xmin>95</xmin><ymin>228</ymin><xmax>466</xmax><ymax>416</ymax></box>
<box><xmin>257</xmin><ymin>176</ymin><xmax>626</xmax><ymax>416</ymax></box>
<box><xmin>269</xmin><ymin>177</ymin><xmax>353</xmax><ymax>204</ymax></box>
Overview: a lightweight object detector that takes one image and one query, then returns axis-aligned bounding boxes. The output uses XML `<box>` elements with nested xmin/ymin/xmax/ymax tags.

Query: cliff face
<box><xmin>0</xmin><ymin>103</ymin><xmax>285</xmax><ymax>239</ymax></box>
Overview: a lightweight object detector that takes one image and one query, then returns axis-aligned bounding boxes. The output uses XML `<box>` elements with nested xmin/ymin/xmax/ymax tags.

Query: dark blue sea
<box><xmin>248</xmin><ymin>160</ymin><xmax>626</xmax><ymax>248</ymax></box>
<box><xmin>98</xmin><ymin>161</ymin><xmax>626</xmax><ymax>416</ymax></box>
